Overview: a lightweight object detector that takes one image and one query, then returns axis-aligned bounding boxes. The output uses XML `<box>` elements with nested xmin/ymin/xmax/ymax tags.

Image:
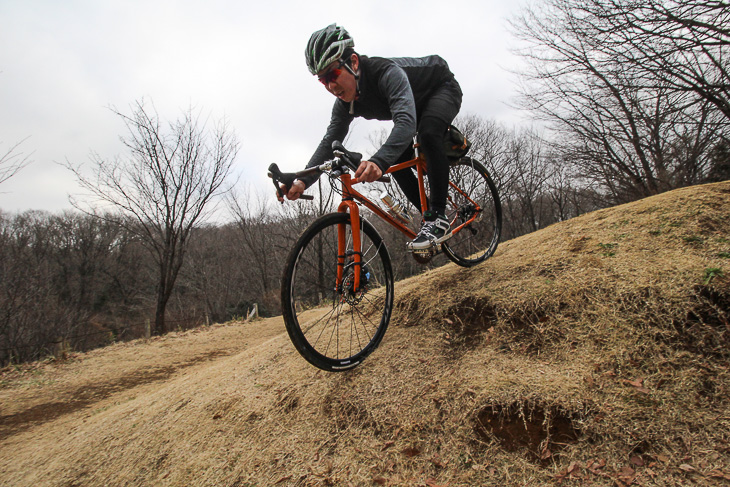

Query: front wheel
<box><xmin>281</xmin><ymin>212</ymin><xmax>394</xmax><ymax>371</ymax></box>
<box><xmin>442</xmin><ymin>157</ymin><xmax>502</xmax><ymax>267</ymax></box>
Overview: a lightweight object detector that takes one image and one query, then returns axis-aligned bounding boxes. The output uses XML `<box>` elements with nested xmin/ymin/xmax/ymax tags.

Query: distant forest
<box><xmin>1</xmin><ymin>0</ymin><xmax>728</xmax><ymax>364</ymax></box>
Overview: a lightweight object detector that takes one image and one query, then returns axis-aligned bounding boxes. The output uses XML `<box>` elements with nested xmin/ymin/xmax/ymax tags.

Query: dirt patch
<box><xmin>659</xmin><ymin>285</ymin><xmax>730</xmax><ymax>359</ymax></box>
<box><xmin>439</xmin><ymin>297</ymin><xmax>498</xmax><ymax>354</ymax></box>
<box><xmin>0</xmin><ymin>350</ymin><xmax>230</xmax><ymax>438</ymax></box>
<box><xmin>322</xmin><ymin>392</ymin><xmax>378</xmax><ymax>433</ymax></box>
<box><xmin>474</xmin><ymin>401</ymin><xmax>584</xmax><ymax>463</ymax></box>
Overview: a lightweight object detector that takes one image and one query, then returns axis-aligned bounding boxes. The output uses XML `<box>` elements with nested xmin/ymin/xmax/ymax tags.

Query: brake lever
<box><xmin>331</xmin><ymin>142</ymin><xmax>390</xmax><ymax>183</ymax></box>
<box><xmin>332</xmin><ymin>141</ymin><xmax>362</xmax><ymax>172</ymax></box>
<box><xmin>267</xmin><ymin>163</ymin><xmax>314</xmax><ymax>201</ymax></box>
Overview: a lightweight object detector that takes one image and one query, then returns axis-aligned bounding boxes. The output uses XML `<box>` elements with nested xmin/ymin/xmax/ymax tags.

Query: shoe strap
<box><xmin>417</xmin><ymin>218</ymin><xmax>449</xmax><ymax>236</ymax></box>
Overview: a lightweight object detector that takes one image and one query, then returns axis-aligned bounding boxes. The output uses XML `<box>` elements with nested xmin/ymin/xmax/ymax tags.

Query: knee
<box><xmin>417</xmin><ymin>117</ymin><xmax>448</xmax><ymax>147</ymax></box>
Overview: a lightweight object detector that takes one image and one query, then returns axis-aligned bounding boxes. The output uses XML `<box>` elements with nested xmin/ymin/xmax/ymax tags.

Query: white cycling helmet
<box><xmin>305</xmin><ymin>24</ymin><xmax>355</xmax><ymax>75</ymax></box>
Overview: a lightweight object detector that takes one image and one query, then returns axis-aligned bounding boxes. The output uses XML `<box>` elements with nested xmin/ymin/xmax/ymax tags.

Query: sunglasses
<box><xmin>318</xmin><ymin>61</ymin><xmax>346</xmax><ymax>85</ymax></box>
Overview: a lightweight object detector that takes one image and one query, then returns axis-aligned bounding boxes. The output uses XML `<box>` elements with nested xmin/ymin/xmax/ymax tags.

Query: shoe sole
<box><xmin>407</xmin><ymin>231</ymin><xmax>453</xmax><ymax>251</ymax></box>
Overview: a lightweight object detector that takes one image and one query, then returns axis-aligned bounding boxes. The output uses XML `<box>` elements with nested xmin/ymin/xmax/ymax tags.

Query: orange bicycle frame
<box><xmin>334</xmin><ymin>154</ymin><xmax>482</xmax><ymax>291</ymax></box>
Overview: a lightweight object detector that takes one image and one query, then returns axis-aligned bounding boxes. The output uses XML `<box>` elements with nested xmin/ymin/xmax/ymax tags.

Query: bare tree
<box><xmin>0</xmin><ymin>138</ymin><xmax>32</xmax><ymax>186</ymax></box>
<box><xmin>570</xmin><ymin>0</ymin><xmax>730</xmax><ymax>120</ymax></box>
<box><xmin>510</xmin><ymin>0</ymin><xmax>727</xmax><ymax>202</ymax></box>
<box><xmin>228</xmin><ymin>185</ymin><xmax>285</xmax><ymax>315</ymax></box>
<box><xmin>66</xmin><ymin>100</ymin><xmax>239</xmax><ymax>335</ymax></box>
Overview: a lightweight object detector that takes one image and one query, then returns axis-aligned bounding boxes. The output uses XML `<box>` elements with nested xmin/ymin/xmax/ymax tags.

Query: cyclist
<box><xmin>280</xmin><ymin>23</ymin><xmax>463</xmax><ymax>251</ymax></box>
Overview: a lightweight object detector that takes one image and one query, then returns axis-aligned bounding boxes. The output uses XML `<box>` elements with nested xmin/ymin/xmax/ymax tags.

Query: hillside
<box><xmin>1</xmin><ymin>182</ymin><xmax>729</xmax><ymax>486</ymax></box>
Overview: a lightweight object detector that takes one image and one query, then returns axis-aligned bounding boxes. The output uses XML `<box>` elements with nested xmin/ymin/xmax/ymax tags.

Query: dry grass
<box><xmin>1</xmin><ymin>182</ymin><xmax>729</xmax><ymax>486</ymax></box>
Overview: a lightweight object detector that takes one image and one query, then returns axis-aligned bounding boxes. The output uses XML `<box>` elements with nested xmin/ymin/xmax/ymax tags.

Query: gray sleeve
<box><xmin>299</xmin><ymin>102</ymin><xmax>354</xmax><ymax>189</ymax></box>
<box><xmin>369</xmin><ymin>65</ymin><xmax>417</xmax><ymax>171</ymax></box>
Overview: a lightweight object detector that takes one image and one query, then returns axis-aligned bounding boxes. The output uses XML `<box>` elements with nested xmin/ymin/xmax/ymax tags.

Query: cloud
<box><xmin>0</xmin><ymin>0</ymin><xmax>527</xmax><ymax>214</ymax></box>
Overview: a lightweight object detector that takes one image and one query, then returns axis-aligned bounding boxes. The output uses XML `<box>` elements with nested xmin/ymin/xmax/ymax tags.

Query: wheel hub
<box><xmin>340</xmin><ymin>260</ymin><xmax>370</xmax><ymax>305</ymax></box>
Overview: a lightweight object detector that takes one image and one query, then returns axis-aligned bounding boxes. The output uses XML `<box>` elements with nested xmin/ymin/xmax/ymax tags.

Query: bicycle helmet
<box><xmin>305</xmin><ymin>24</ymin><xmax>355</xmax><ymax>75</ymax></box>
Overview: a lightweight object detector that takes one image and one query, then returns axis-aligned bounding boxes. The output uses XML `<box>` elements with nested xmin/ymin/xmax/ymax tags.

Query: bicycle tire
<box><xmin>441</xmin><ymin>157</ymin><xmax>502</xmax><ymax>267</ymax></box>
<box><xmin>281</xmin><ymin>212</ymin><xmax>394</xmax><ymax>371</ymax></box>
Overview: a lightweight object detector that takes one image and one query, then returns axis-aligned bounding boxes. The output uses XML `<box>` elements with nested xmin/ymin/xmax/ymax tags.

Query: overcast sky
<box><xmin>0</xmin><ymin>0</ymin><xmax>529</xmax><ymax>216</ymax></box>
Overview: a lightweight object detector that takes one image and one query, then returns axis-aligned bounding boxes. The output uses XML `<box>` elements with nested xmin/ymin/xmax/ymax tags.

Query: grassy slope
<box><xmin>1</xmin><ymin>182</ymin><xmax>729</xmax><ymax>486</ymax></box>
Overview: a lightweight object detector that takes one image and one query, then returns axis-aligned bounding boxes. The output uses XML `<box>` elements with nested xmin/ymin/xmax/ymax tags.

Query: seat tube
<box><xmin>416</xmin><ymin>161</ymin><xmax>429</xmax><ymax>213</ymax></box>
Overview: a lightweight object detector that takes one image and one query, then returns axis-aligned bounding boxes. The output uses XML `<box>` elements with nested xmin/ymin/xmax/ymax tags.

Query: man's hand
<box><xmin>354</xmin><ymin>160</ymin><xmax>383</xmax><ymax>183</ymax></box>
<box><xmin>277</xmin><ymin>180</ymin><xmax>306</xmax><ymax>202</ymax></box>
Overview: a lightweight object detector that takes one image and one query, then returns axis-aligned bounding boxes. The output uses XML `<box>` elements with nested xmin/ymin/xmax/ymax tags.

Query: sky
<box><xmin>0</xmin><ymin>0</ymin><xmax>528</xmax><ymax>217</ymax></box>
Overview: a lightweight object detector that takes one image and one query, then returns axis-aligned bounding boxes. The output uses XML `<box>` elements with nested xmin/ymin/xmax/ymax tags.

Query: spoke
<box><xmin>323</xmin><ymin>302</ymin><xmax>344</xmax><ymax>358</ymax></box>
<box><xmin>358</xmin><ymin>293</ymin><xmax>385</xmax><ymax>320</ymax></box>
<box><xmin>349</xmin><ymin>302</ymin><xmax>360</xmax><ymax>356</ymax></box>
<box><xmin>352</xmin><ymin>302</ymin><xmax>379</xmax><ymax>338</ymax></box>
<box><xmin>308</xmin><ymin>300</ymin><xmax>343</xmax><ymax>348</ymax></box>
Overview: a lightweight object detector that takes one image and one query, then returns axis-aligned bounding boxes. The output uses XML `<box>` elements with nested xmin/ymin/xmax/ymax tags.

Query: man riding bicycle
<box><xmin>279</xmin><ymin>23</ymin><xmax>463</xmax><ymax>251</ymax></box>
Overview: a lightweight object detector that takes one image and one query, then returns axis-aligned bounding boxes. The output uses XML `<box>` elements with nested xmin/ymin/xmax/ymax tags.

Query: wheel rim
<box><xmin>288</xmin><ymin>216</ymin><xmax>392</xmax><ymax>365</ymax></box>
<box><xmin>442</xmin><ymin>159</ymin><xmax>501</xmax><ymax>264</ymax></box>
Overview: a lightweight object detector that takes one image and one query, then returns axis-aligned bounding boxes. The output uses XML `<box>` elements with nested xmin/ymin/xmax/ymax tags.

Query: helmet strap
<box><xmin>341</xmin><ymin>57</ymin><xmax>360</xmax><ymax>115</ymax></box>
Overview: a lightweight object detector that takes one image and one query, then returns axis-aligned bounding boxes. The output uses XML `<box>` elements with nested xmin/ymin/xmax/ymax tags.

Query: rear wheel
<box><xmin>281</xmin><ymin>212</ymin><xmax>394</xmax><ymax>371</ymax></box>
<box><xmin>441</xmin><ymin>157</ymin><xmax>502</xmax><ymax>267</ymax></box>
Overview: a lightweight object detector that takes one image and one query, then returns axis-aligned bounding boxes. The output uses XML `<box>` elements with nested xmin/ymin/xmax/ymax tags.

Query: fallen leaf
<box><xmin>679</xmin><ymin>464</ymin><xmax>696</xmax><ymax>472</ymax></box>
<box><xmin>618</xmin><ymin>465</ymin><xmax>636</xmax><ymax>484</ymax></box>
<box><xmin>430</xmin><ymin>455</ymin><xmax>448</xmax><ymax>468</ymax></box>
<box><xmin>381</xmin><ymin>441</ymin><xmax>395</xmax><ymax>451</ymax></box>
<box><xmin>425</xmin><ymin>479</ymin><xmax>448</xmax><ymax>487</ymax></box>
<box><xmin>587</xmin><ymin>458</ymin><xmax>607</xmax><ymax>475</ymax></box>
<box><xmin>630</xmin><ymin>455</ymin><xmax>645</xmax><ymax>467</ymax></box>
<box><xmin>401</xmin><ymin>447</ymin><xmax>421</xmax><ymax>457</ymax></box>
<box><xmin>556</xmin><ymin>462</ymin><xmax>582</xmax><ymax>483</ymax></box>
<box><xmin>275</xmin><ymin>474</ymin><xmax>293</xmax><ymax>484</ymax></box>
<box><xmin>622</xmin><ymin>378</ymin><xmax>651</xmax><ymax>394</ymax></box>
<box><xmin>567</xmin><ymin>462</ymin><xmax>582</xmax><ymax>475</ymax></box>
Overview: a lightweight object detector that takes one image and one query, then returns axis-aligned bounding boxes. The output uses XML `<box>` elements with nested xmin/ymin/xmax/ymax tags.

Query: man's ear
<box><xmin>351</xmin><ymin>53</ymin><xmax>359</xmax><ymax>72</ymax></box>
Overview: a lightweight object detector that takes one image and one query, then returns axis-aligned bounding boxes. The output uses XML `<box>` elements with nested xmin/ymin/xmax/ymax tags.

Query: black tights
<box><xmin>389</xmin><ymin>78</ymin><xmax>461</xmax><ymax>217</ymax></box>
<box><xmin>391</xmin><ymin>115</ymin><xmax>452</xmax><ymax>216</ymax></box>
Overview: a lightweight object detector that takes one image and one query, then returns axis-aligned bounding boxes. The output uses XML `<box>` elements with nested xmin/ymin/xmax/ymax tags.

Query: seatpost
<box><xmin>413</xmin><ymin>135</ymin><xmax>420</xmax><ymax>159</ymax></box>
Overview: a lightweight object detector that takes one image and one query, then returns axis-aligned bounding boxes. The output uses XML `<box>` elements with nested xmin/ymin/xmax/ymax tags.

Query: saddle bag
<box><xmin>444</xmin><ymin>125</ymin><xmax>471</xmax><ymax>161</ymax></box>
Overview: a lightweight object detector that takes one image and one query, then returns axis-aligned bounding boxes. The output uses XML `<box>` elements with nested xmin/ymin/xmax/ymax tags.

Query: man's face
<box><xmin>318</xmin><ymin>55</ymin><xmax>359</xmax><ymax>103</ymax></box>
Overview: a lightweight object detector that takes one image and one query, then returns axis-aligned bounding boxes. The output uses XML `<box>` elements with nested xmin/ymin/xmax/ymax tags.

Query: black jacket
<box><xmin>302</xmin><ymin>55</ymin><xmax>459</xmax><ymax>187</ymax></box>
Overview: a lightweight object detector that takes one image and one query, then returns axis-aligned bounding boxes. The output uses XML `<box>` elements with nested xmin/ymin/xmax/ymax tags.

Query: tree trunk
<box><xmin>154</xmin><ymin>287</ymin><xmax>168</xmax><ymax>335</ymax></box>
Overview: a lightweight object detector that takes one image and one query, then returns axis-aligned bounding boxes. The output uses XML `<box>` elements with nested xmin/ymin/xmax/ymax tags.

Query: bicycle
<box><xmin>268</xmin><ymin>138</ymin><xmax>501</xmax><ymax>371</ymax></box>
